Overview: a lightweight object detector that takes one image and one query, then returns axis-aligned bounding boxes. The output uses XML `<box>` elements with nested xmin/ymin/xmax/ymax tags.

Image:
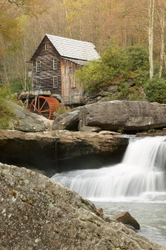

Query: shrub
<box><xmin>56</xmin><ymin>106</ymin><xmax>70</xmax><ymax>114</ymax></box>
<box><xmin>0</xmin><ymin>85</ymin><xmax>16</xmax><ymax>129</ymax></box>
<box><xmin>125</xmin><ymin>45</ymin><xmax>149</xmax><ymax>71</ymax></box>
<box><xmin>112</xmin><ymin>83</ymin><xmax>145</xmax><ymax>101</ymax></box>
<box><xmin>75</xmin><ymin>45</ymin><xmax>149</xmax><ymax>94</ymax></box>
<box><xmin>9</xmin><ymin>77</ymin><xmax>32</xmax><ymax>93</ymax></box>
<box><xmin>75</xmin><ymin>60</ymin><xmax>110</xmax><ymax>93</ymax></box>
<box><xmin>144</xmin><ymin>77</ymin><xmax>166</xmax><ymax>103</ymax></box>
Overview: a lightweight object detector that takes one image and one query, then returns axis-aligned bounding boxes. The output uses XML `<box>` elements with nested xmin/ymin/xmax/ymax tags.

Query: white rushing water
<box><xmin>52</xmin><ymin>136</ymin><xmax>166</xmax><ymax>246</ymax></box>
<box><xmin>52</xmin><ymin>136</ymin><xmax>166</xmax><ymax>202</ymax></box>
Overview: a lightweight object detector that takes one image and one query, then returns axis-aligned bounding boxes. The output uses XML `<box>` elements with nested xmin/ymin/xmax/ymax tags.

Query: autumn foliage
<box><xmin>1</xmin><ymin>0</ymin><xmax>166</xmax><ymax>103</ymax></box>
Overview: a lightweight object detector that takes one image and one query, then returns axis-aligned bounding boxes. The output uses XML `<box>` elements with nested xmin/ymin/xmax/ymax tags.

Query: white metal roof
<box><xmin>46</xmin><ymin>34</ymin><xmax>100</xmax><ymax>61</ymax></box>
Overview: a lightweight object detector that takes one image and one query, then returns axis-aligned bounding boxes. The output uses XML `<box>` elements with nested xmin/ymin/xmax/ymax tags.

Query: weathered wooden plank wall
<box><xmin>31</xmin><ymin>36</ymin><xmax>84</xmax><ymax>104</ymax></box>
<box><xmin>32</xmin><ymin>37</ymin><xmax>61</xmax><ymax>95</ymax></box>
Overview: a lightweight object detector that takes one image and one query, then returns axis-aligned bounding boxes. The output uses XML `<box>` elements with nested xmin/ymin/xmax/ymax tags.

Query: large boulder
<box><xmin>7</xmin><ymin>101</ymin><xmax>53</xmax><ymax>132</ymax></box>
<box><xmin>1</xmin><ymin>163</ymin><xmax>165</xmax><ymax>250</ymax></box>
<box><xmin>52</xmin><ymin>109</ymin><xmax>79</xmax><ymax>130</ymax></box>
<box><xmin>79</xmin><ymin>101</ymin><xmax>166</xmax><ymax>132</ymax></box>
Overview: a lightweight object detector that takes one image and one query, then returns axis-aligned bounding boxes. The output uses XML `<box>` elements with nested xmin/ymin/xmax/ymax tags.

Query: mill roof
<box><xmin>30</xmin><ymin>34</ymin><xmax>100</xmax><ymax>62</ymax></box>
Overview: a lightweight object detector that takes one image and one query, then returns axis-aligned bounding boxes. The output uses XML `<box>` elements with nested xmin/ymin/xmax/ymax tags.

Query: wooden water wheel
<box><xmin>29</xmin><ymin>96</ymin><xmax>61</xmax><ymax>119</ymax></box>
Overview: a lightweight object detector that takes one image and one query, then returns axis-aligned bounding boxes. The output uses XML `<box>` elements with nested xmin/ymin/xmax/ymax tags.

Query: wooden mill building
<box><xmin>28</xmin><ymin>34</ymin><xmax>100</xmax><ymax>105</ymax></box>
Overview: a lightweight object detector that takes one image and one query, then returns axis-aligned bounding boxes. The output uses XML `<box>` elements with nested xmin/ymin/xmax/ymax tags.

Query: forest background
<box><xmin>1</xmin><ymin>0</ymin><xmax>166</xmax><ymax>104</ymax></box>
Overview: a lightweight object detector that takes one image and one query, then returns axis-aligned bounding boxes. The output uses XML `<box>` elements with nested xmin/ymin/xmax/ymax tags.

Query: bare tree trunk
<box><xmin>159</xmin><ymin>16</ymin><xmax>165</xmax><ymax>78</ymax></box>
<box><xmin>148</xmin><ymin>0</ymin><xmax>155</xmax><ymax>79</ymax></box>
<box><xmin>158</xmin><ymin>2</ymin><xmax>166</xmax><ymax>78</ymax></box>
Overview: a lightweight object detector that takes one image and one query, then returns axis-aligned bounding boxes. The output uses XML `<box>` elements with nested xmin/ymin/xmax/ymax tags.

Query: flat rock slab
<box><xmin>0</xmin><ymin>130</ymin><xmax>128</xmax><ymax>171</ymax></box>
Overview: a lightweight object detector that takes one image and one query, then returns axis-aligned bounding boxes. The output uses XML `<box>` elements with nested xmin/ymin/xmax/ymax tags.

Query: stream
<box><xmin>52</xmin><ymin>136</ymin><xmax>166</xmax><ymax>247</ymax></box>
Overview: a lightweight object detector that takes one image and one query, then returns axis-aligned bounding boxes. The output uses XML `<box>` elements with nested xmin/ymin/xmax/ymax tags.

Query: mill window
<box><xmin>53</xmin><ymin>76</ymin><xmax>58</xmax><ymax>88</ymax></box>
<box><xmin>36</xmin><ymin>61</ymin><xmax>41</xmax><ymax>72</ymax></box>
<box><xmin>53</xmin><ymin>59</ymin><xmax>57</xmax><ymax>70</ymax></box>
<box><xmin>69</xmin><ymin>67</ymin><xmax>73</xmax><ymax>74</ymax></box>
<box><xmin>45</xmin><ymin>43</ymin><xmax>49</xmax><ymax>51</ymax></box>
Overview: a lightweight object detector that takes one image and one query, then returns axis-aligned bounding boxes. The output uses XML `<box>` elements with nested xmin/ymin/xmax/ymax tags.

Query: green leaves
<box><xmin>144</xmin><ymin>77</ymin><xmax>166</xmax><ymax>103</ymax></box>
<box><xmin>76</xmin><ymin>45</ymin><xmax>149</xmax><ymax>94</ymax></box>
<box><xmin>0</xmin><ymin>0</ymin><xmax>47</xmax><ymax>56</ymax></box>
<box><xmin>125</xmin><ymin>45</ymin><xmax>149</xmax><ymax>71</ymax></box>
<box><xmin>0</xmin><ymin>85</ymin><xmax>16</xmax><ymax>129</ymax></box>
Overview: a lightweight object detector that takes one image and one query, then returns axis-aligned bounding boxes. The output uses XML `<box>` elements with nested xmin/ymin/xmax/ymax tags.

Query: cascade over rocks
<box><xmin>1</xmin><ymin>163</ymin><xmax>166</xmax><ymax>250</ymax></box>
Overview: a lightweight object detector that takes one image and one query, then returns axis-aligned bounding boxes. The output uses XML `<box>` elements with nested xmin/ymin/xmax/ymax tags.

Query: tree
<box><xmin>148</xmin><ymin>0</ymin><xmax>155</xmax><ymax>79</ymax></box>
<box><xmin>156</xmin><ymin>0</ymin><xmax>166</xmax><ymax>78</ymax></box>
<box><xmin>2</xmin><ymin>0</ymin><xmax>166</xmax><ymax>93</ymax></box>
<box><xmin>0</xmin><ymin>0</ymin><xmax>48</xmax><ymax>90</ymax></box>
<box><xmin>0</xmin><ymin>2</ymin><xmax>21</xmax><ymax>56</ymax></box>
<box><xmin>0</xmin><ymin>0</ymin><xmax>46</xmax><ymax>57</ymax></box>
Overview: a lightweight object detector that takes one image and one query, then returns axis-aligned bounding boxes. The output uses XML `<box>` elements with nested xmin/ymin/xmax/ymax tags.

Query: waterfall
<box><xmin>51</xmin><ymin>136</ymin><xmax>166</xmax><ymax>202</ymax></box>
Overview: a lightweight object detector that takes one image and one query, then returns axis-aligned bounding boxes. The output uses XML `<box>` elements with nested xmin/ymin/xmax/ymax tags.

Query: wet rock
<box><xmin>1</xmin><ymin>163</ymin><xmax>165</xmax><ymax>250</ymax></box>
<box><xmin>124</xmin><ymin>224</ymin><xmax>137</xmax><ymax>232</ymax></box>
<box><xmin>96</xmin><ymin>208</ymin><xmax>103</xmax><ymax>214</ymax></box>
<box><xmin>113</xmin><ymin>211</ymin><xmax>140</xmax><ymax>230</ymax></box>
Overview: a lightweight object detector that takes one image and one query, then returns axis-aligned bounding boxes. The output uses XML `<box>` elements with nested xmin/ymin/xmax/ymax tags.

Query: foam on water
<box><xmin>52</xmin><ymin>136</ymin><xmax>166</xmax><ymax>202</ymax></box>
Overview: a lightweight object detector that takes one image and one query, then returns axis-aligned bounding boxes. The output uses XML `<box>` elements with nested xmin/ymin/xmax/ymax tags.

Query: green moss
<box><xmin>0</xmin><ymin>85</ymin><xmax>17</xmax><ymax>129</ymax></box>
<box><xmin>56</xmin><ymin>106</ymin><xmax>70</xmax><ymax>114</ymax></box>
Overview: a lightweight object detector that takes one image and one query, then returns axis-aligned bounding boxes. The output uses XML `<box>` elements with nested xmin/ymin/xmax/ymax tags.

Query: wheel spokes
<box><xmin>40</xmin><ymin>109</ymin><xmax>50</xmax><ymax>113</ymax></box>
<box><xmin>37</xmin><ymin>98</ymin><xmax>40</xmax><ymax>110</ymax></box>
<box><xmin>30</xmin><ymin>96</ymin><xmax>53</xmax><ymax>119</ymax></box>
<box><xmin>31</xmin><ymin>103</ymin><xmax>40</xmax><ymax>113</ymax></box>
<box><xmin>39</xmin><ymin>100</ymin><xmax>47</xmax><ymax>111</ymax></box>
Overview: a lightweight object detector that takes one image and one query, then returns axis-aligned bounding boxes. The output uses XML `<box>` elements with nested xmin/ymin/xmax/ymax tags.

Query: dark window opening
<box><xmin>53</xmin><ymin>59</ymin><xmax>57</xmax><ymax>70</ymax></box>
<box><xmin>53</xmin><ymin>76</ymin><xmax>58</xmax><ymax>88</ymax></box>
<box><xmin>36</xmin><ymin>61</ymin><xmax>41</xmax><ymax>72</ymax></box>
